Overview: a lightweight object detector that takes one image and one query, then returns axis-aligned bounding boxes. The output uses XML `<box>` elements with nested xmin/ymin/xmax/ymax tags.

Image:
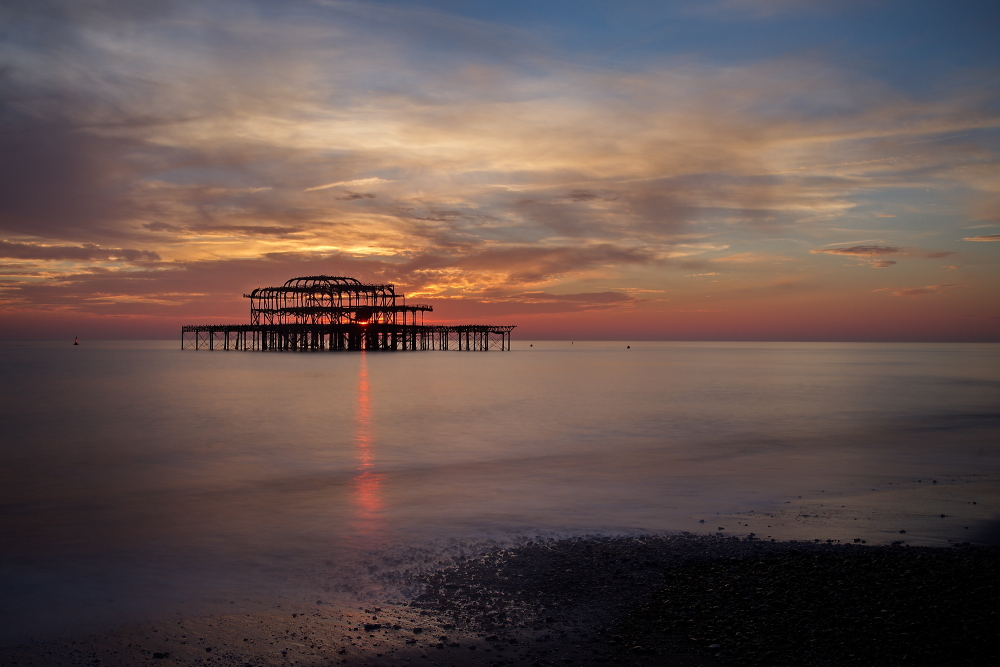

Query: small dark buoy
<box><xmin>73</xmin><ymin>336</ymin><xmax>79</xmax><ymax>346</ymax></box>
<box><xmin>530</xmin><ymin>344</ymin><xmax>533</xmax><ymax>347</ymax></box>
<box><xmin>627</xmin><ymin>345</ymin><xmax>630</xmax><ymax>348</ymax></box>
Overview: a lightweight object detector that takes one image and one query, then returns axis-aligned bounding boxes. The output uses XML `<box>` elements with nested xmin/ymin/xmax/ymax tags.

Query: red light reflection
<box><xmin>350</xmin><ymin>353</ymin><xmax>385</xmax><ymax>542</ymax></box>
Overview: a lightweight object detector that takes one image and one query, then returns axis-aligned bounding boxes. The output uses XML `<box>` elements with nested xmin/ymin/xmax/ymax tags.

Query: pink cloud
<box><xmin>873</xmin><ymin>284</ymin><xmax>961</xmax><ymax>297</ymax></box>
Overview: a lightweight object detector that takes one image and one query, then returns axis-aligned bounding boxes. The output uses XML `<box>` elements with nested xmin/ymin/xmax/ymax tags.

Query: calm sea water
<box><xmin>1</xmin><ymin>341</ymin><xmax>998</xmax><ymax>643</ymax></box>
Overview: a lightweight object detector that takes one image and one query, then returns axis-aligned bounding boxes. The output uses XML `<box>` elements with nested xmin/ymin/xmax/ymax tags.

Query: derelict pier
<box><xmin>181</xmin><ymin>276</ymin><xmax>515</xmax><ymax>351</ymax></box>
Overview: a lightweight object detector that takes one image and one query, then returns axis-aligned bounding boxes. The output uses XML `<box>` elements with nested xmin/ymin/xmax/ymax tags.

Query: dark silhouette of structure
<box><xmin>181</xmin><ymin>275</ymin><xmax>514</xmax><ymax>351</ymax></box>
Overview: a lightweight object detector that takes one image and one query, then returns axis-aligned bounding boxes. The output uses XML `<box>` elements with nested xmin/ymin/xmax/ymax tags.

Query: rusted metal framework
<box><xmin>246</xmin><ymin>276</ymin><xmax>430</xmax><ymax>327</ymax></box>
<box><xmin>181</xmin><ymin>275</ymin><xmax>514</xmax><ymax>352</ymax></box>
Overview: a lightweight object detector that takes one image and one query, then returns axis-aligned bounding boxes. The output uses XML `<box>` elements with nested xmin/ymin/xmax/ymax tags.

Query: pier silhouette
<box><xmin>181</xmin><ymin>275</ymin><xmax>514</xmax><ymax>351</ymax></box>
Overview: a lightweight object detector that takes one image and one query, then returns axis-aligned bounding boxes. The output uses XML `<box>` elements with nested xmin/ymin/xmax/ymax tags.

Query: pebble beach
<box><xmin>3</xmin><ymin>534</ymin><xmax>997</xmax><ymax>667</ymax></box>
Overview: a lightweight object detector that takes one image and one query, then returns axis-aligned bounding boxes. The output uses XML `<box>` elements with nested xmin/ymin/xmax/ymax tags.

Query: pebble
<box><xmin>410</xmin><ymin>533</ymin><xmax>998</xmax><ymax>667</ymax></box>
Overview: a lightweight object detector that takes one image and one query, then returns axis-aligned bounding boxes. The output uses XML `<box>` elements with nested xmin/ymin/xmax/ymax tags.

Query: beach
<box><xmin>3</xmin><ymin>534</ymin><xmax>997</xmax><ymax>666</ymax></box>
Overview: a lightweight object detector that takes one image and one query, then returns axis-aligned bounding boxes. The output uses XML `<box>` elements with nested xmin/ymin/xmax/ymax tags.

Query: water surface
<box><xmin>1</xmin><ymin>340</ymin><xmax>997</xmax><ymax>643</ymax></box>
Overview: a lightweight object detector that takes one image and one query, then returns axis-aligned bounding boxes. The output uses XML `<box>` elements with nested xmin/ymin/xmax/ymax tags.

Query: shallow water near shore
<box><xmin>1</xmin><ymin>340</ymin><xmax>998</xmax><ymax>645</ymax></box>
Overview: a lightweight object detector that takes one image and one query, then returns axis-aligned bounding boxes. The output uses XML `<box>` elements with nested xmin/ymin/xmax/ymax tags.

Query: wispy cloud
<box><xmin>874</xmin><ymin>284</ymin><xmax>962</xmax><ymax>297</ymax></box>
<box><xmin>963</xmin><ymin>234</ymin><xmax>1000</xmax><ymax>242</ymax></box>
<box><xmin>811</xmin><ymin>245</ymin><xmax>899</xmax><ymax>268</ymax></box>
<box><xmin>810</xmin><ymin>245</ymin><xmax>955</xmax><ymax>268</ymax></box>
<box><xmin>0</xmin><ymin>240</ymin><xmax>160</xmax><ymax>262</ymax></box>
<box><xmin>681</xmin><ymin>0</ymin><xmax>852</xmax><ymax>19</ymax></box>
<box><xmin>304</xmin><ymin>178</ymin><xmax>394</xmax><ymax>192</ymax></box>
<box><xmin>812</xmin><ymin>245</ymin><xmax>899</xmax><ymax>257</ymax></box>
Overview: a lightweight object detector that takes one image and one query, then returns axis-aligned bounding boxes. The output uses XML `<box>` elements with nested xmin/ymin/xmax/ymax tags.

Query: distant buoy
<box><xmin>627</xmin><ymin>345</ymin><xmax>630</xmax><ymax>348</ymax></box>
<box><xmin>74</xmin><ymin>337</ymin><xmax>79</xmax><ymax>346</ymax></box>
<box><xmin>530</xmin><ymin>344</ymin><xmax>533</xmax><ymax>347</ymax></box>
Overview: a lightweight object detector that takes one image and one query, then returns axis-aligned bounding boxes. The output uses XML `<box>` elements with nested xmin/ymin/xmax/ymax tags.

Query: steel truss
<box><xmin>181</xmin><ymin>276</ymin><xmax>515</xmax><ymax>352</ymax></box>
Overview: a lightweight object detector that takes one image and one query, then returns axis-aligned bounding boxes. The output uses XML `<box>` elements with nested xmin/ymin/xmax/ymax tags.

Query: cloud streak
<box><xmin>810</xmin><ymin>245</ymin><xmax>956</xmax><ymax>268</ymax></box>
<box><xmin>812</xmin><ymin>245</ymin><xmax>900</xmax><ymax>257</ymax></box>
<box><xmin>874</xmin><ymin>284</ymin><xmax>962</xmax><ymax>297</ymax></box>
<box><xmin>810</xmin><ymin>245</ymin><xmax>899</xmax><ymax>268</ymax></box>
<box><xmin>0</xmin><ymin>241</ymin><xmax>160</xmax><ymax>262</ymax></box>
<box><xmin>304</xmin><ymin>178</ymin><xmax>394</xmax><ymax>192</ymax></box>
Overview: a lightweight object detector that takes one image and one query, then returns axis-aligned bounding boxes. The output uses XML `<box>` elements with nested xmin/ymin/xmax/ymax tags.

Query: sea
<box><xmin>1</xmin><ymin>340</ymin><xmax>997</xmax><ymax>645</ymax></box>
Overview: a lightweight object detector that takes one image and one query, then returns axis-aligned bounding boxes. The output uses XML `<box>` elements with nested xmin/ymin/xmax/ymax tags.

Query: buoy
<box><xmin>627</xmin><ymin>345</ymin><xmax>630</xmax><ymax>348</ymax></box>
<box><xmin>74</xmin><ymin>337</ymin><xmax>79</xmax><ymax>346</ymax></box>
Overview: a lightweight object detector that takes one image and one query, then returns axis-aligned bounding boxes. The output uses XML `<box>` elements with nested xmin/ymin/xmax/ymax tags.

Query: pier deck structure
<box><xmin>181</xmin><ymin>276</ymin><xmax>514</xmax><ymax>351</ymax></box>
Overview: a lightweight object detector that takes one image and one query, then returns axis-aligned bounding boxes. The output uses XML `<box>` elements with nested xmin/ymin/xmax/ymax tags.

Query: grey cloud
<box><xmin>448</xmin><ymin>244</ymin><xmax>659</xmax><ymax>283</ymax></box>
<box><xmin>193</xmin><ymin>225</ymin><xmax>303</xmax><ymax>237</ymax></box>
<box><xmin>413</xmin><ymin>210</ymin><xmax>464</xmax><ymax>222</ymax></box>
<box><xmin>0</xmin><ymin>113</ymin><xmax>149</xmax><ymax>239</ymax></box>
<box><xmin>680</xmin><ymin>0</ymin><xmax>850</xmax><ymax>19</ymax></box>
<box><xmin>810</xmin><ymin>246</ymin><xmax>955</xmax><ymax>265</ymax></box>
<box><xmin>142</xmin><ymin>222</ymin><xmax>178</xmax><ymax>232</ymax></box>
<box><xmin>0</xmin><ymin>240</ymin><xmax>160</xmax><ymax>262</ymax></box>
<box><xmin>510</xmin><ymin>187</ymin><xmax>684</xmax><ymax>240</ymax></box>
<box><xmin>142</xmin><ymin>223</ymin><xmax>304</xmax><ymax>237</ymax></box>
<box><xmin>335</xmin><ymin>192</ymin><xmax>377</xmax><ymax>201</ymax></box>
<box><xmin>0</xmin><ymin>251</ymin><xmax>396</xmax><ymax>314</ymax></box>
<box><xmin>812</xmin><ymin>245</ymin><xmax>900</xmax><ymax>257</ymax></box>
<box><xmin>504</xmin><ymin>291</ymin><xmax>633</xmax><ymax>304</ymax></box>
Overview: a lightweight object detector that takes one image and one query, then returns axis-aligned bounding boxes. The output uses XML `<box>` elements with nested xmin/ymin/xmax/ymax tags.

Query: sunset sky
<box><xmin>1</xmin><ymin>0</ymin><xmax>998</xmax><ymax>341</ymax></box>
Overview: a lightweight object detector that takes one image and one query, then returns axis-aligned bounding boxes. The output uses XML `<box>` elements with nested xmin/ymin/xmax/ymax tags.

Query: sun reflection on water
<box><xmin>350</xmin><ymin>353</ymin><xmax>385</xmax><ymax>543</ymax></box>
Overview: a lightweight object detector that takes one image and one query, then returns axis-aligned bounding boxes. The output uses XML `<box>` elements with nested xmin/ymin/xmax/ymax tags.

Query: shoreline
<box><xmin>3</xmin><ymin>534</ymin><xmax>997</xmax><ymax>666</ymax></box>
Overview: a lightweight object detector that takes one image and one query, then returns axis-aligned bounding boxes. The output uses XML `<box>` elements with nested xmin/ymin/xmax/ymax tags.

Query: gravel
<box><xmin>4</xmin><ymin>534</ymin><xmax>996</xmax><ymax>666</ymax></box>
<box><xmin>411</xmin><ymin>534</ymin><xmax>1000</xmax><ymax>666</ymax></box>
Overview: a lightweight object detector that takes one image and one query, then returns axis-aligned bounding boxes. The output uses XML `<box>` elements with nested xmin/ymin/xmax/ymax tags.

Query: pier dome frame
<box><xmin>182</xmin><ymin>275</ymin><xmax>514</xmax><ymax>352</ymax></box>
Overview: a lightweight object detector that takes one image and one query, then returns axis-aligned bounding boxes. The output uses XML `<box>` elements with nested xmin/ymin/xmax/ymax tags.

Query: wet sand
<box><xmin>705</xmin><ymin>474</ymin><xmax>1000</xmax><ymax>548</ymax></box>
<box><xmin>3</xmin><ymin>534</ymin><xmax>996</xmax><ymax>667</ymax></box>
